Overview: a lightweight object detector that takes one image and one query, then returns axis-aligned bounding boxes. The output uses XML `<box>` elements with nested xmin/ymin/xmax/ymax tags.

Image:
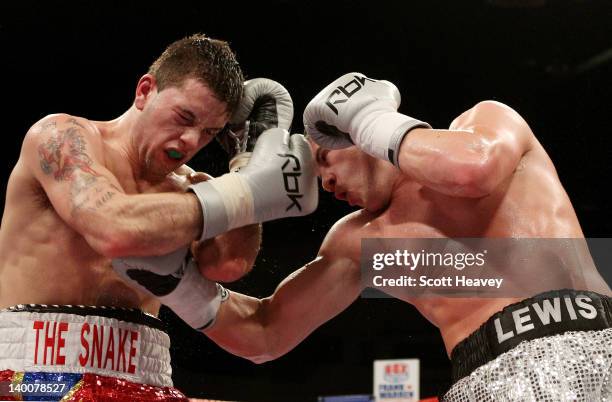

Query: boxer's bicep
<box><xmin>399</xmin><ymin>101</ymin><xmax>534</xmax><ymax>197</ymax></box>
<box><xmin>449</xmin><ymin>100</ymin><xmax>533</xmax><ymax>172</ymax></box>
<box><xmin>22</xmin><ymin>116</ymin><xmax>126</xmax><ymax>246</ymax></box>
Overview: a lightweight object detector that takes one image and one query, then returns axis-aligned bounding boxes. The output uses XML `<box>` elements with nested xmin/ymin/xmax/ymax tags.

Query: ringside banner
<box><xmin>373</xmin><ymin>359</ymin><xmax>419</xmax><ymax>402</ymax></box>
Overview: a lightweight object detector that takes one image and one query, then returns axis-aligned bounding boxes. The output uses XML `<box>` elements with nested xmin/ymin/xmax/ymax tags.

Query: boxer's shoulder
<box><xmin>451</xmin><ymin>100</ymin><xmax>535</xmax><ymax>144</ymax></box>
<box><xmin>28</xmin><ymin>113</ymin><xmax>97</xmax><ymax>134</ymax></box>
<box><xmin>24</xmin><ymin>114</ymin><xmax>103</xmax><ymax>154</ymax></box>
<box><xmin>320</xmin><ymin>209</ymin><xmax>375</xmax><ymax>260</ymax></box>
<box><xmin>18</xmin><ymin>114</ymin><xmax>104</xmax><ymax>182</ymax></box>
<box><xmin>330</xmin><ymin>209</ymin><xmax>372</xmax><ymax>235</ymax></box>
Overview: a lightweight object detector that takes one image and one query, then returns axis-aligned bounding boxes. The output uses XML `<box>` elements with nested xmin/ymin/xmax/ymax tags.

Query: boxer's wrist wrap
<box><xmin>384</xmin><ymin>113</ymin><xmax>431</xmax><ymax>167</ymax></box>
<box><xmin>112</xmin><ymin>250</ymin><xmax>228</xmax><ymax>330</ymax></box>
<box><xmin>354</xmin><ymin>109</ymin><xmax>430</xmax><ymax>167</ymax></box>
<box><xmin>157</xmin><ymin>260</ymin><xmax>229</xmax><ymax>330</ymax></box>
<box><xmin>188</xmin><ymin>173</ymin><xmax>255</xmax><ymax>241</ymax></box>
<box><xmin>189</xmin><ymin>181</ymin><xmax>228</xmax><ymax>241</ymax></box>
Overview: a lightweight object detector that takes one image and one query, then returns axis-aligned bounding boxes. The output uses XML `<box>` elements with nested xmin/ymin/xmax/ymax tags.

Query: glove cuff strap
<box><xmin>189</xmin><ymin>174</ymin><xmax>255</xmax><ymax>241</ymax></box>
<box><xmin>158</xmin><ymin>260</ymin><xmax>228</xmax><ymax>330</ymax></box>
<box><xmin>188</xmin><ymin>181</ymin><xmax>229</xmax><ymax>241</ymax></box>
<box><xmin>386</xmin><ymin>114</ymin><xmax>431</xmax><ymax>167</ymax></box>
<box><xmin>362</xmin><ymin>111</ymin><xmax>430</xmax><ymax>166</ymax></box>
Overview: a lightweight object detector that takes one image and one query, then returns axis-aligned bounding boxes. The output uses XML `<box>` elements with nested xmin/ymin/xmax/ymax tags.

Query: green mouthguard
<box><xmin>168</xmin><ymin>150</ymin><xmax>182</xmax><ymax>159</ymax></box>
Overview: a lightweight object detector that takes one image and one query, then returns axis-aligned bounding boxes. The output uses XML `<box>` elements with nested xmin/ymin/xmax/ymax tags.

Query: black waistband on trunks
<box><xmin>1</xmin><ymin>304</ymin><xmax>167</xmax><ymax>332</ymax></box>
<box><xmin>450</xmin><ymin>289</ymin><xmax>612</xmax><ymax>384</ymax></box>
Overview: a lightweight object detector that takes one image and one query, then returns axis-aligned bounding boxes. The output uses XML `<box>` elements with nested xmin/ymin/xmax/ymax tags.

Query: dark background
<box><xmin>1</xmin><ymin>0</ymin><xmax>611</xmax><ymax>400</ymax></box>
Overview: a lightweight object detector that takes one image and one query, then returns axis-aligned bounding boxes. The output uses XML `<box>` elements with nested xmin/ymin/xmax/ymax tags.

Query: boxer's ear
<box><xmin>135</xmin><ymin>74</ymin><xmax>157</xmax><ymax>110</ymax></box>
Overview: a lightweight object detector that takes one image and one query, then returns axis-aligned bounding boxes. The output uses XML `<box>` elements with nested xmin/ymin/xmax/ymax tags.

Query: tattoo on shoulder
<box><xmin>41</xmin><ymin>121</ymin><xmax>57</xmax><ymax>131</ymax></box>
<box><xmin>67</xmin><ymin>117</ymin><xmax>86</xmax><ymax>129</ymax></box>
<box><xmin>38</xmin><ymin>126</ymin><xmax>98</xmax><ymax>181</ymax></box>
<box><xmin>36</xmin><ymin>122</ymin><xmax>122</xmax><ymax>217</ymax></box>
<box><xmin>31</xmin><ymin>121</ymin><xmax>57</xmax><ymax>135</ymax></box>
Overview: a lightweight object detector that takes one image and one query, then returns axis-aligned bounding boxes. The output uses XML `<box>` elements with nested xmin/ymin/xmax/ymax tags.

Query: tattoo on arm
<box><xmin>37</xmin><ymin>126</ymin><xmax>119</xmax><ymax>216</ymax></box>
<box><xmin>38</xmin><ymin>127</ymin><xmax>98</xmax><ymax>181</ymax></box>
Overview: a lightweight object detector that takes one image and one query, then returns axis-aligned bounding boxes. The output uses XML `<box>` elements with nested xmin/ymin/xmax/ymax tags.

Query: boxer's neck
<box><xmin>90</xmin><ymin>107</ymin><xmax>146</xmax><ymax>193</ymax></box>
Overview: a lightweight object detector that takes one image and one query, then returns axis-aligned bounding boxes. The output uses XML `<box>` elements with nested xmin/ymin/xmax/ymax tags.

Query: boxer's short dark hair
<box><xmin>148</xmin><ymin>33</ymin><xmax>244</xmax><ymax>114</ymax></box>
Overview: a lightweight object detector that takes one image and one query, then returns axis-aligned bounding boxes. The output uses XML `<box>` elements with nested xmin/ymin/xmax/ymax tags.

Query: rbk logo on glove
<box><xmin>325</xmin><ymin>74</ymin><xmax>377</xmax><ymax>115</ymax></box>
<box><xmin>278</xmin><ymin>152</ymin><xmax>303</xmax><ymax>211</ymax></box>
<box><xmin>304</xmin><ymin>72</ymin><xmax>431</xmax><ymax>166</ymax></box>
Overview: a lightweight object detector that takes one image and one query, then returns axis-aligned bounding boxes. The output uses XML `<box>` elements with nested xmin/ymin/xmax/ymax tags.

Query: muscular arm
<box><xmin>397</xmin><ymin>101</ymin><xmax>534</xmax><ymax>197</ymax></box>
<box><xmin>22</xmin><ymin>115</ymin><xmax>202</xmax><ymax>257</ymax></box>
<box><xmin>205</xmin><ymin>215</ymin><xmax>362</xmax><ymax>363</ymax></box>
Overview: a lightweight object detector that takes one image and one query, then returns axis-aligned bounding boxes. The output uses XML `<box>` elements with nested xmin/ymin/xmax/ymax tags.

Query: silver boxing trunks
<box><xmin>445</xmin><ymin>289</ymin><xmax>612</xmax><ymax>401</ymax></box>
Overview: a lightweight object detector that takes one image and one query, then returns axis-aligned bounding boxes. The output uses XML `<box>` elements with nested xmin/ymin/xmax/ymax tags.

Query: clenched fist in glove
<box><xmin>218</xmin><ymin>78</ymin><xmax>293</xmax><ymax>171</ymax></box>
<box><xmin>303</xmin><ymin>72</ymin><xmax>430</xmax><ymax>167</ymax></box>
<box><xmin>190</xmin><ymin>127</ymin><xmax>318</xmax><ymax>241</ymax></box>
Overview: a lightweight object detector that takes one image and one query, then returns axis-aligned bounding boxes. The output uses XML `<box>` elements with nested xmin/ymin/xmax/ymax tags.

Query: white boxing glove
<box><xmin>112</xmin><ymin>247</ymin><xmax>228</xmax><ymax>330</ymax></box>
<box><xmin>218</xmin><ymin>78</ymin><xmax>293</xmax><ymax>171</ymax></box>
<box><xmin>303</xmin><ymin>72</ymin><xmax>431</xmax><ymax>166</ymax></box>
<box><xmin>190</xmin><ymin>128</ymin><xmax>318</xmax><ymax>241</ymax></box>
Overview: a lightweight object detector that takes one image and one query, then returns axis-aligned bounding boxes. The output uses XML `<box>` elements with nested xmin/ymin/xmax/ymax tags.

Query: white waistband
<box><xmin>0</xmin><ymin>308</ymin><xmax>173</xmax><ymax>387</ymax></box>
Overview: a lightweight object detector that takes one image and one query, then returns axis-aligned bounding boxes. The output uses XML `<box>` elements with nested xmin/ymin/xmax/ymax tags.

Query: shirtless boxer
<box><xmin>196</xmin><ymin>73</ymin><xmax>610</xmax><ymax>400</ymax></box>
<box><xmin>0</xmin><ymin>33</ymin><xmax>317</xmax><ymax>401</ymax></box>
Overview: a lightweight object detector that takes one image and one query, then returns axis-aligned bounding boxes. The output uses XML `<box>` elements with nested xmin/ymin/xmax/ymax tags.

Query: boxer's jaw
<box><xmin>132</xmin><ymin>77</ymin><xmax>229</xmax><ymax>181</ymax></box>
<box><xmin>309</xmin><ymin>139</ymin><xmax>399</xmax><ymax>212</ymax></box>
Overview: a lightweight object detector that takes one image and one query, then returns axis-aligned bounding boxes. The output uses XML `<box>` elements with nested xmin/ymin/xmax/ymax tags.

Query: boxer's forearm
<box><xmin>81</xmin><ymin>191</ymin><xmax>203</xmax><ymax>257</ymax></box>
<box><xmin>255</xmin><ymin>256</ymin><xmax>363</xmax><ymax>362</ymax></box>
<box><xmin>205</xmin><ymin>292</ymin><xmax>271</xmax><ymax>363</ymax></box>
<box><xmin>397</xmin><ymin>128</ymin><xmax>502</xmax><ymax>197</ymax></box>
<box><xmin>206</xmin><ymin>291</ymin><xmax>318</xmax><ymax>364</ymax></box>
<box><xmin>207</xmin><ymin>258</ymin><xmax>362</xmax><ymax>364</ymax></box>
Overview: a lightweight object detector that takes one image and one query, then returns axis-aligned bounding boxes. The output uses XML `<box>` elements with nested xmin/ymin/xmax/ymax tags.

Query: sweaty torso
<box><xmin>0</xmin><ymin>116</ymin><xmax>166</xmax><ymax>313</ymax></box>
<box><xmin>341</xmin><ymin>140</ymin><xmax>610</xmax><ymax>354</ymax></box>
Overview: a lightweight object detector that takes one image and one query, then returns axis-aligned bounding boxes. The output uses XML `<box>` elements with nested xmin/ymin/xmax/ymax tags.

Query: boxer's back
<box><xmin>0</xmin><ymin>125</ymin><xmax>152</xmax><ymax>311</ymax></box>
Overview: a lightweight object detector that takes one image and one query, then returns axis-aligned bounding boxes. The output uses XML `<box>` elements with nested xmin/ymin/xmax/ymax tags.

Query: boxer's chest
<box><xmin>372</xmin><ymin>183</ymin><xmax>521</xmax><ymax>238</ymax></box>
